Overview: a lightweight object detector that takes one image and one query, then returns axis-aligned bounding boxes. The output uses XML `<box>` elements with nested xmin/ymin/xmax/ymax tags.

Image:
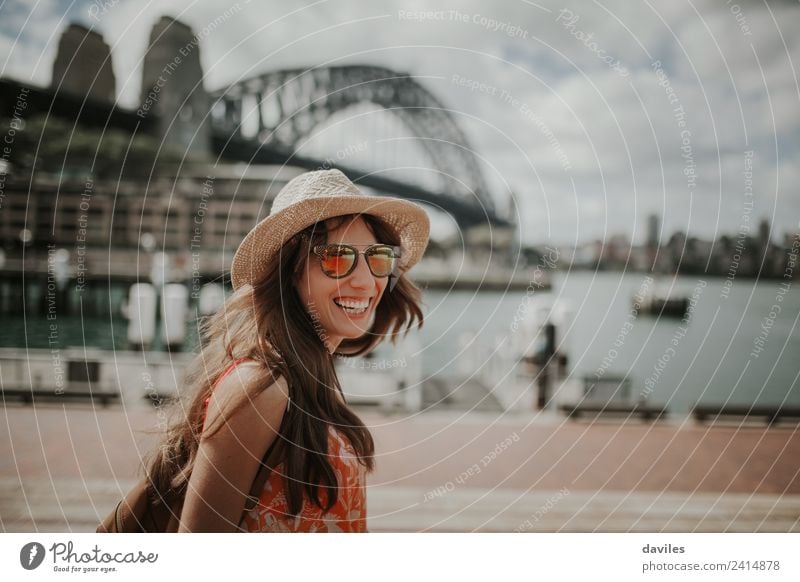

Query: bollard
<box><xmin>197</xmin><ymin>283</ymin><xmax>225</xmax><ymax>316</ymax></box>
<box><xmin>126</xmin><ymin>283</ymin><xmax>156</xmax><ymax>350</ymax></box>
<box><xmin>161</xmin><ymin>283</ymin><xmax>189</xmax><ymax>352</ymax></box>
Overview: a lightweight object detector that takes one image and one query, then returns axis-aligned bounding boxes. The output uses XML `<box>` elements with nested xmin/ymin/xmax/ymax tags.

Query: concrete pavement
<box><xmin>2</xmin><ymin>401</ymin><xmax>799</xmax><ymax>532</ymax></box>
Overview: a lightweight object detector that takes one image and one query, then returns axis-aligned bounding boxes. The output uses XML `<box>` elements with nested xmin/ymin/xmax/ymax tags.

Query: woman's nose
<box><xmin>347</xmin><ymin>254</ymin><xmax>374</xmax><ymax>288</ymax></box>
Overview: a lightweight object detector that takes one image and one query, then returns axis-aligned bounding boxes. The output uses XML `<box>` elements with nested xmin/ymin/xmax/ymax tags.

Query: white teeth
<box><xmin>333</xmin><ymin>297</ymin><xmax>370</xmax><ymax>315</ymax></box>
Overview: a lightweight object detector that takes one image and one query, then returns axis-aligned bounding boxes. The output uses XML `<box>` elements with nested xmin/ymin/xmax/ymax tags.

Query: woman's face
<box><xmin>295</xmin><ymin>216</ymin><xmax>389</xmax><ymax>353</ymax></box>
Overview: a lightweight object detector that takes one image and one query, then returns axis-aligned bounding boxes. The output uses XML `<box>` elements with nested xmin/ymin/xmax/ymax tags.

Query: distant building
<box><xmin>758</xmin><ymin>218</ymin><xmax>771</xmax><ymax>249</ymax></box>
<box><xmin>0</xmin><ymin>166</ymin><xmax>304</xmax><ymax>282</ymax></box>
<box><xmin>140</xmin><ymin>16</ymin><xmax>210</xmax><ymax>159</ymax></box>
<box><xmin>51</xmin><ymin>24</ymin><xmax>115</xmax><ymax>103</ymax></box>
<box><xmin>647</xmin><ymin>213</ymin><xmax>660</xmax><ymax>248</ymax></box>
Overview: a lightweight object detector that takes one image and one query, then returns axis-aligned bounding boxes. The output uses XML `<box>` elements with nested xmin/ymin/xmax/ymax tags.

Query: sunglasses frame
<box><xmin>311</xmin><ymin>243</ymin><xmax>402</xmax><ymax>279</ymax></box>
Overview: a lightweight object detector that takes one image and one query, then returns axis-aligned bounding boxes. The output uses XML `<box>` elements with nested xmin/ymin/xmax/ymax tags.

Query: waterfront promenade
<box><xmin>1</xmin><ymin>401</ymin><xmax>798</xmax><ymax>532</ymax></box>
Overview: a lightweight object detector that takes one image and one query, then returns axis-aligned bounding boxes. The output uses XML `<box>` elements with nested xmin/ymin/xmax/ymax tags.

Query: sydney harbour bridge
<box><xmin>0</xmin><ymin>16</ymin><xmax>509</xmax><ymax>230</ymax></box>
<box><xmin>139</xmin><ymin>15</ymin><xmax>510</xmax><ymax>230</ymax></box>
<box><xmin>0</xmin><ymin>16</ymin><xmax>518</xmax><ymax>292</ymax></box>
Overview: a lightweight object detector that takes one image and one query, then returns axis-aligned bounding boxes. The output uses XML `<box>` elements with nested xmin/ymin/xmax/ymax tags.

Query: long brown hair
<box><xmin>146</xmin><ymin>213</ymin><xmax>425</xmax><ymax>518</ymax></box>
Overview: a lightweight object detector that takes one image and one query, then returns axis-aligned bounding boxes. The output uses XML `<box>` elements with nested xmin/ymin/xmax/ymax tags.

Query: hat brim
<box><xmin>230</xmin><ymin>194</ymin><xmax>430</xmax><ymax>289</ymax></box>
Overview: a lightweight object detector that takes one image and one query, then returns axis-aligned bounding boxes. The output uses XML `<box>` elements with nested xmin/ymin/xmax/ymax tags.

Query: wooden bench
<box><xmin>692</xmin><ymin>405</ymin><xmax>800</xmax><ymax>425</ymax></box>
<box><xmin>559</xmin><ymin>402</ymin><xmax>668</xmax><ymax>421</ymax></box>
<box><xmin>2</xmin><ymin>387</ymin><xmax>119</xmax><ymax>407</ymax></box>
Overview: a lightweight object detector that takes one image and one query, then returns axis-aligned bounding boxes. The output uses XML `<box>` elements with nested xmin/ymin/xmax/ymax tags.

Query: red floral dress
<box><xmin>203</xmin><ymin>358</ymin><xmax>368</xmax><ymax>532</ymax></box>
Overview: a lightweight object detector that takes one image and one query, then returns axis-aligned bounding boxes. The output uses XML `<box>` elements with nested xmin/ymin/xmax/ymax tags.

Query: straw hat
<box><xmin>230</xmin><ymin>169</ymin><xmax>430</xmax><ymax>290</ymax></box>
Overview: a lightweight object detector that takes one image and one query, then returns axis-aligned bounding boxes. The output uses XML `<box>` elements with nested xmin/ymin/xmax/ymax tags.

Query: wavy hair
<box><xmin>146</xmin><ymin>213</ymin><xmax>425</xmax><ymax>520</ymax></box>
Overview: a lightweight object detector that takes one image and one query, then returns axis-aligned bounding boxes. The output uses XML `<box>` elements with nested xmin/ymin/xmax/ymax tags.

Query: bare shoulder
<box><xmin>204</xmin><ymin>361</ymin><xmax>290</xmax><ymax>438</ymax></box>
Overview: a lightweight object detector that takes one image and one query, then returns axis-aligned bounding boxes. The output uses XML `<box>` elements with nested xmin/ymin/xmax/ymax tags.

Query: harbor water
<box><xmin>409</xmin><ymin>271</ymin><xmax>799</xmax><ymax>414</ymax></box>
<box><xmin>1</xmin><ymin>271</ymin><xmax>797</xmax><ymax>414</ymax></box>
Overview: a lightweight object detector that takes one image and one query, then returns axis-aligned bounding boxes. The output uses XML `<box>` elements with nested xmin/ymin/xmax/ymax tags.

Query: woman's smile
<box><xmin>332</xmin><ymin>295</ymin><xmax>374</xmax><ymax>317</ymax></box>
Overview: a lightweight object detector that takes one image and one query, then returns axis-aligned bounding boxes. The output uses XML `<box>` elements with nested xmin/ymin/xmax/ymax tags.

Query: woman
<box><xmin>146</xmin><ymin>169</ymin><xmax>430</xmax><ymax>532</ymax></box>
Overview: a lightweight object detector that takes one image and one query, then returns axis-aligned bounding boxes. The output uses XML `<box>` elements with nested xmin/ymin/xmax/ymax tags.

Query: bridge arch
<box><xmin>209</xmin><ymin>65</ymin><xmax>496</xmax><ymax>217</ymax></box>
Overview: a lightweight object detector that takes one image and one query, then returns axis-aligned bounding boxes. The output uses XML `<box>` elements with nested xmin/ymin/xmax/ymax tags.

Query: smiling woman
<box><xmin>297</xmin><ymin>222</ymin><xmax>400</xmax><ymax>350</ymax></box>
<box><xmin>132</xmin><ymin>169</ymin><xmax>430</xmax><ymax>532</ymax></box>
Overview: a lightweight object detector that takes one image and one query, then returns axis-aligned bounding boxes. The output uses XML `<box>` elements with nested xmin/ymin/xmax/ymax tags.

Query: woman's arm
<box><xmin>178</xmin><ymin>362</ymin><xmax>290</xmax><ymax>532</ymax></box>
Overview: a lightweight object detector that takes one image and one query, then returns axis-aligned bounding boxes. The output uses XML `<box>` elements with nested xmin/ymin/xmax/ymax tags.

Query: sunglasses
<box><xmin>312</xmin><ymin>243</ymin><xmax>401</xmax><ymax>279</ymax></box>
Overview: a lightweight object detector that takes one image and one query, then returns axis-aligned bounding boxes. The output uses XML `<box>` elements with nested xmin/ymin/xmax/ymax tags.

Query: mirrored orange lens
<box><xmin>366</xmin><ymin>249</ymin><xmax>396</xmax><ymax>277</ymax></box>
<box><xmin>320</xmin><ymin>248</ymin><xmax>355</xmax><ymax>277</ymax></box>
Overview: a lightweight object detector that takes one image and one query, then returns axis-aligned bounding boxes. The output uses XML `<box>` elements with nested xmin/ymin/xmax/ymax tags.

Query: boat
<box><xmin>632</xmin><ymin>275</ymin><xmax>688</xmax><ymax>318</ymax></box>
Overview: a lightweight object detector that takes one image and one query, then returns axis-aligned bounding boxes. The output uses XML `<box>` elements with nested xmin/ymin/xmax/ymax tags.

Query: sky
<box><xmin>1</xmin><ymin>0</ymin><xmax>798</xmax><ymax>246</ymax></box>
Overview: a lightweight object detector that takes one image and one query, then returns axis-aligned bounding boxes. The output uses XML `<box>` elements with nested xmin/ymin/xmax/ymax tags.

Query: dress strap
<box><xmin>202</xmin><ymin>357</ymin><xmax>253</xmax><ymax>429</ymax></box>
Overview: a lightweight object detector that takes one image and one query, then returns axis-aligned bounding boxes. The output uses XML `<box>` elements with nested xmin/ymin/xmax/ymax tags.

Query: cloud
<box><xmin>0</xmin><ymin>0</ymin><xmax>64</xmax><ymax>86</ymax></box>
<box><xmin>1</xmin><ymin>0</ymin><xmax>797</xmax><ymax>245</ymax></box>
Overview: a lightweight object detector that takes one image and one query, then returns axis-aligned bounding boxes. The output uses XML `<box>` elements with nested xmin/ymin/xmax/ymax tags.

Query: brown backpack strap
<box><xmin>241</xmin><ymin>397</ymin><xmax>291</xmax><ymax>515</ymax></box>
<box><xmin>243</xmin><ymin>436</ymin><xmax>281</xmax><ymax>512</ymax></box>
<box><xmin>203</xmin><ymin>361</ymin><xmax>291</xmax><ymax>523</ymax></box>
